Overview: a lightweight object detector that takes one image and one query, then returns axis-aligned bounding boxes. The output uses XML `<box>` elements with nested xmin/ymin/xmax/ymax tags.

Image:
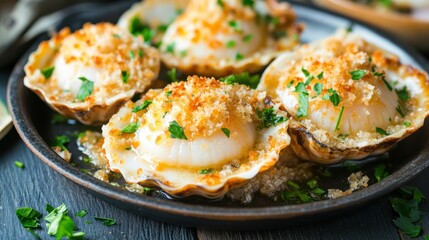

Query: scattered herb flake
<box><xmin>52</xmin><ymin>135</ymin><xmax>70</xmax><ymax>151</ymax></box>
<box><xmin>324</xmin><ymin>88</ymin><xmax>341</xmax><ymax>106</ymax></box>
<box><xmin>121</xmin><ymin>122</ymin><xmax>140</xmax><ymax>134</ymax></box>
<box><xmin>317</xmin><ymin>71</ymin><xmax>324</xmax><ymax>79</ymax></box>
<box><xmin>382</xmin><ymin>77</ymin><xmax>393</xmax><ymax>91</ymax></box>
<box><xmin>165</xmin><ymin>42</ymin><xmax>175</xmax><ymax>54</ymax></box>
<box><xmin>166</xmin><ymin>68</ymin><xmax>178</xmax><ymax>82</ymax></box>
<box><xmin>236</xmin><ymin>53</ymin><xmax>244</xmax><ymax>61</ymax></box>
<box><xmin>242</xmin><ymin>0</ymin><xmax>255</xmax><ymax>7</ymax></box>
<box><xmin>85</xmin><ymin>220</ymin><xmax>92</xmax><ymax>225</ymax></box>
<box><xmin>228</xmin><ymin>20</ymin><xmax>241</xmax><ymax>32</ymax></box>
<box><xmin>256</xmin><ymin>107</ymin><xmax>287</xmax><ymax>128</ymax></box>
<box><xmin>15</xmin><ymin>161</ymin><xmax>24</xmax><ymax>168</ymax></box>
<box><xmin>76</xmin><ymin>77</ymin><xmax>94</xmax><ymax>101</ymax></box>
<box><xmin>375</xmin><ymin>127</ymin><xmax>389</xmax><ymax>136</ymax></box>
<box><xmin>132</xmin><ymin>100</ymin><xmax>152</xmax><ymax>112</ymax></box>
<box><xmin>350</xmin><ymin>69</ymin><xmax>367</xmax><ymax>80</ymax></box>
<box><xmin>306</xmin><ymin>179</ymin><xmax>318</xmax><ymax>189</ymax></box>
<box><xmin>221</xmin><ymin>128</ymin><xmax>230</xmax><ymax>138</ymax></box>
<box><xmin>112</xmin><ymin>33</ymin><xmax>121</xmax><ymax>39</ymax></box>
<box><xmin>200</xmin><ymin>168</ymin><xmax>216</xmax><ymax>174</ymax></box>
<box><xmin>217</xmin><ymin>0</ymin><xmax>224</xmax><ymax>7</ymax></box>
<box><xmin>313</xmin><ymin>83</ymin><xmax>323</xmax><ymax>98</ymax></box>
<box><xmin>396</xmin><ymin>86</ymin><xmax>410</xmax><ymax>101</ymax></box>
<box><xmin>243</xmin><ymin>34</ymin><xmax>253</xmax><ymax>42</ymax></box>
<box><xmin>94</xmin><ymin>217</ymin><xmax>116</xmax><ymax>226</ymax></box>
<box><xmin>286</xmin><ymin>80</ymin><xmax>295</xmax><ymax>88</ymax></box>
<box><xmin>294</xmin><ymin>82</ymin><xmax>307</xmax><ymax>93</ymax></box>
<box><xmin>41</xmin><ymin>66</ymin><xmax>55</xmax><ymax>79</ymax></box>
<box><xmin>297</xmin><ymin>92</ymin><xmax>309</xmax><ymax>118</ymax></box>
<box><xmin>301</xmin><ymin>67</ymin><xmax>310</xmax><ymax>77</ymax></box>
<box><xmin>374</xmin><ymin>164</ymin><xmax>389</xmax><ymax>182</ymax></box>
<box><xmin>75</xmin><ymin>210</ymin><xmax>87</xmax><ymax>218</ymax></box>
<box><xmin>219</xmin><ymin>72</ymin><xmax>260</xmax><ymax>89</ymax></box>
<box><xmin>343</xmin><ymin>161</ymin><xmax>360</xmax><ymax>172</ymax></box>
<box><xmin>168</xmin><ymin>121</ymin><xmax>188</xmax><ymax>140</ymax></box>
<box><xmin>51</xmin><ymin>113</ymin><xmax>68</xmax><ymax>124</ymax></box>
<box><xmin>45</xmin><ymin>204</ymin><xmax>77</xmax><ymax>239</ymax></box>
<box><xmin>312</xmin><ymin>188</ymin><xmax>326</xmax><ymax>196</ymax></box>
<box><xmin>138</xmin><ymin>49</ymin><xmax>144</xmax><ymax>58</ymax></box>
<box><xmin>129</xmin><ymin>17</ymin><xmax>155</xmax><ymax>43</ymax></box>
<box><xmin>335</xmin><ymin>106</ymin><xmax>345</xmax><ymax>131</ymax></box>
<box><xmin>165</xmin><ymin>90</ymin><xmax>173</xmax><ymax>97</ymax></box>
<box><xmin>287</xmin><ymin>180</ymin><xmax>300</xmax><ymax>190</ymax></box>
<box><xmin>403</xmin><ymin>121</ymin><xmax>411</xmax><ymax>127</ymax></box>
<box><xmin>157</xmin><ymin>24</ymin><xmax>169</xmax><ymax>32</ymax></box>
<box><xmin>226</xmin><ymin>40</ymin><xmax>236</xmax><ymax>48</ymax></box>
<box><xmin>121</xmin><ymin>70</ymin><xmax>130</xmax><ymax>83</ymax></box>
<box><xmin>129</xmin><ymin>50</ymin><xmax>135</xmax><ymax>59</ymax></box>
<box><xmin>16</xmin><ymin>207</ymin><xmax>42</xmax><ymax>229</ymax></box>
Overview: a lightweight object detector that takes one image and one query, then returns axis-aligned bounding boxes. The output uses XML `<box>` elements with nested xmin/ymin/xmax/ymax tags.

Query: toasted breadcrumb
<box><xmin>327</xmin><ymin>171</ymin><xmax>369</xmax><ymax>199</ymax></box>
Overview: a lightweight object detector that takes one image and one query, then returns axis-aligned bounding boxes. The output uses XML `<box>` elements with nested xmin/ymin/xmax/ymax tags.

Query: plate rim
<box><xmin>7</xmin><ymin>0</ymin><xmax>429</xmax><ymax>226</ymax></box>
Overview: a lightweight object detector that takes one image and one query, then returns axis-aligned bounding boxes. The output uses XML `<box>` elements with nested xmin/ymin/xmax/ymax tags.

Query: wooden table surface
<box><xmin>1</xmin><ymin>2</ymin><xmax>429</xmax><ymax>240</ymax></box>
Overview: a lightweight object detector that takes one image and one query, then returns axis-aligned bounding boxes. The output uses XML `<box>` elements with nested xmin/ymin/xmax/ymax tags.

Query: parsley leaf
<box><xmin>16</xmin><ymin>207</ymin><xmax>42</xmax><ymax>229</ymax></box>
<box><xmin>168</xmin><ymin>121</ymin><xmax>188</xmax><ymax>140</ymax></box>
<box><xmin>374</xmin><ymin>164</ymin><xmax>389</xmax><ymax>182</ymax></box>
<box><xmin>200</xmin><ymin>168</ymin><xmax>216</xmax><ymax>174</ymax></box>
<box><xmin>335</xmin><ymin>106</ymin><xmax>345</xmax><ymax>131</ymax></box>
<box><xmin>52</xmin><ymin>135</ymin><xmax>70</xmax><ymax>151</ymax></box>
<box><xmin>121</xmin><ymin>71</ymin><xmax>130</xmax><ymax>83</ymax></box>
<box><xmin>317</xmin><ymin>71</ymin><xmax>324</xmax><ymax>79</ymax></box>
<box><xmin>129</xmin><ymin>16</ymin><xmax>155</xmax><ymax>43</ymax></box>
<box><xmin>297</xmin><ymin>92</ymin><xmax>309</xmax><ymax>118</ymax></box>
<box><xmin>165</xmin><ymin>90</ymin><xmax>173</xmax><ymax>97</ymax></box>
<box><xmin>121</xmin><ymin>122</ymin><xmax>140</xmax><ymax>134</ymax></box>
<box><xmin>228</xmin><ymin>20</ymin><xmax>241</xmax><ymax>32</ymax></box>
<box><xmin>313</xmin><ymin>83</ymin><xmax>323</xmax><ymax>97</ymax></box>
<box><xmin>75</xmin><ymin>210</ymin><xmax>87</xmax><ymax>218</ymax></box>
<box><xmin>375</xmin><ymin>127</ymin><xmax>389</xmax><ymax>136</ymax></box>
<box><xmin>45</xmin><ymin>204</ymin><xmax>79</xmax><ymax>240</ymax></box>
<box><xmin>221</xmin><ymin>128</ymin><xmax>230</xmax><ymax>138</ymax></box>
<box><xmin>294</xmin><ymin>82</ymin><xmax>307</xmax><ymax>93</ymax></box>
<box><xmin>132</xmin><ymin>100</ymin><xmax>152</xmax><ymax>113</ymax></box>
<box><xmin>167</xmin><ymin>68</ymin><xmax>178</xmax><ymax>82</ymax></box>
<box><xmin>243</xmin><ymin>34</ymin><xmax>253</xmax><ymax>42</ymax></box>
<box><xmin>403</xmin><ymin>121</ymin><xmax>411</xmax><ymax>127</ymax></box>
<box><xmin>392</xmin><ymin>216</ymin><xmax>421</xmax><ymax>237</ymax></box>
<box><xmin>15</xmin><ymin>161</ymin><xmax>24</xmax><ymax>168</ymax></box>
<box><xmin>382</xmin><ymin>77</ymin><xmax>393</xmax><ymax>91</ymax></box>
<box><xmin>236</xmin><ymin>53</ymin><xmax>244</xmax><ymax>60</ymax></box>
<box><xmin>219</xmin><ymin>72</ymin><xmax>260</xmax><ymax>89</ymax></box>
<box><xmin>350</xmin><ymin>69</ymin><xmax>367</xmax><ymax>80</ymax></box>
<box><xmin>41</xmin><ymin>66</ymin><xmax>55</xmax><ymax>79</ymax></box>
<box><xmin>76</xmin><ymin>77</ymin><xmax>94</xmax><ymax>101</ymax></box>
<box><xmin>94</xmin><ymin>217</ymin><xmax>116</xmax><ymax>226</ymax></box>
<box><xmin>226</xmin><ymin>40</ymin><xmax>236</xmax><ymax>48</ymax></box>
<box><xmin>217</xmin><ymin>0</ymin><xmax>224</xmax><ymax>7</ymax></box>
<box><xmin>51</xmin><ymin>113</ymin><xmax>68</xmax><ymax>124</ymax></box>
<box><xmin>165</xmin><ymin>42</ymin><xmax>175</xmax><ymax>54</ymax></box>
<box><xmin>396</xmin><ymin>86</ymin><xmax>410</xmax><ymax>101</ymax></box>
<box><xmin>242</xmin><ymin>0</ymin><xmax>255</xmax><ymax>7</ymax></box>
<box><xmin>256</xmin><ymin>107</ymin><xmax>287</xmax><ymax>128</ymax></box>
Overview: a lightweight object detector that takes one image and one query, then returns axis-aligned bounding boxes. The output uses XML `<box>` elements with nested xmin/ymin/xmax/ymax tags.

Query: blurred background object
<box><xmin>314</xmin><ymin>0</ymin><xmax>429</xmax><ymax>51</ymax></box>
<box><xmin>0</xmin><ymin>0</ymin><xmax>119</xmax><ymax>68</ymax></box>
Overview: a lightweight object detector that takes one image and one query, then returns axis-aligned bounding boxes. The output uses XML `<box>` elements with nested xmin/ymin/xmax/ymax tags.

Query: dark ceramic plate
<box><xmin>7</xmin><ymin>0</ymin><xmax>429</xmax><ymax>230</ymax></box>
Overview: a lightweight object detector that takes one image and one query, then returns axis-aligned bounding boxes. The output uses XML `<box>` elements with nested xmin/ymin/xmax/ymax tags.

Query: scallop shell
<box><xmin>118</xmin><ymin>0</ymin><xmax>190</xmax><ymax>44</ymax></box>
<box><xmin>102</xmin><ymin>76</ymin><xmax>290</xmax><ymax>198</ymax></box>
<box><xmin>24</xmin><ymin>23</ymin><xmax>161</xmax><ymax>125</ymax></box>
<box><xmin>259</xmin><ymin>30</ymin><xmax>429</xmax><ymax>164</ymax></box>
<box><xmin>159</xmin><ymin>0</ymin><xmax>302</xmax><ymax>77</ymax></box>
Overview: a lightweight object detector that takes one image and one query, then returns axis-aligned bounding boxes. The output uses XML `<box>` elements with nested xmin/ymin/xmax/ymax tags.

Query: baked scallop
<box><xmin>259</xmin><ymin>30</ymin><xmax>429</xmax><ymax>164</ymax></box>
<box><xmin>24</xmin><ymin>23</ymin><xmax>161</xmax><ymax>125</ymax></box>
<box><xmin>159</xmin><ymin>0</ymin><xmax>302</xmax><ymax>77</ymax></box>
<box><xmin>102</xmin><ymin>76</ymin><xmax>290</xmax><ymax>198</ymax></box>
<box><xmin>118</xmin><ymin>0</ymin><xmax>190</xmax><ymax>45</ymax></box>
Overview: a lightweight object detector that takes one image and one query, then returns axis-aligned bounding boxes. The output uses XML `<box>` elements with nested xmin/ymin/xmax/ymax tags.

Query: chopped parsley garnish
<box><xmin>375</xmin><ymin>127</ymin><xmax>389</xmax><ymax>136</ymax></box>
<box><xmin>338</xmin><ymin>133</ymin><xmax>349</xmax><ymax>140</ymax></box>
<box><xmin>94</xmin><ymin>217</ymin><xmax>116</xmax><ymax>226</ymax></box>
<box><xmin>221</xmin><ymin>128</ymin><xmax>230</xmax><ymax>138</ymax></box>
<box><xmin>371</xmin><ymin>65</ymin><xmax>384</xmax><ymax>76</ymax></box>
<box><xmin>125</xmin><ymin>147</ymin><xmax>132</xmax><ymax>150</ymax></box>
<box><xmin>317</xmin><ymin>71</ymin><xmax>324</xmax><ymax>79</ymax></box>
<box><xmin>157</xmin><ymin>24</ymin><xmax>169</xmax><ymax>32</ymax></box>
<box><xmin>403</xmin><ymin>121</ymin><xmax>411</xmax><ymax>127</ymax></box>
<box><xmin>129</xmin><ymin>16</ymin><xmax>155</xmax><ymax>43</ymax></box>
<box><xmin>112</xmin><ymin>33</ymin><xmax>121</xmax><ymax>39</ymax></box>
<box><xmin>16</xmin><ymin>207</ymin><xmax>42</xmax><ymax>229</ymax></box>
<box><xmin>166</xmin><ymin>68</ymin><xmax>178</xmax><ymax>82</ymax></box>
<box><xmin>396</xmin><ymin>100</ymin><xmax>408</xmax><ymax>118</ymax></box>
<box><xmin>396</xmin><ymin>86</ymin><xmax>410</xmax><ymax>101</ymax></box>
<box><xmin>138</xmin><ymin>49</ymin><xmax>144</xmax><ymax>58</ymax></box>
<box><xmin>350</xmin><ymin>69</ymin><xmax>367</xmax><ymax>80</ymax></box>
<box><xmin>235</xmin><ymin>53</ymin><xmax>244</xmax><ymax>61</ymax></box>
<box><xmin>374</xmin><ymin>164</ymin><xmax>389</xmax><ymax>182</ymax></box>
<box><xmin>306</xmin><ymin>179</ymin><xmax>318</xmax><ymax>189</ymax></box>
<box><xmin>82</xmin><ymin>157</ymin><xmax>91</xmax><ymax>164</ymax></box>
<box><xmin>121</xmin><ymin>122</ymin><xmax>140</xmax><ymax>134</ymax></box>
<box><xmin>15</xmin><ymin>161</ymin><xmax>24</xmax><ymax>168</ymax></box>
<box><xmin>200</xmin><ymin>168</ymin><xmax>216</xmax><ymax>174</ymax></box>
<box><xmin>41</xmin><ymin>66</ymin><xmax>55</xmax><ymax>79</ymax></box>
<box><xmin>313</xmin><ymin>83</ymin><xmax>323</xmax><ymax>98</ymax></box>
<box><xmin>294</xmin><ymin>82</ymin><xmax>307</xmax><ymax>93</ymax></box>
<box><xmin>256</xmin><ymin>107</ymin><xmax>287</xmax><ymax>128</ymax></box>
<box><xmin>226</xmin><ymin>40</ymin><xmax>236</xmax><ymax>48</ymax></box>
<box><xmin>132</xmin><ymin>100</ymin><xmax>152</xmax><ymax>112</ymax></box>
<box><xmin>287</xmin><ymin>180</ymin><xmax>300</xmax><ymax>190</ymax></box>
<box><xmin>217</xmin><ymin>0</ymin><xmax>224</xmax><ymax>7</ymax></box>
<box><xmin>297</xmin><ymin>92</ymin><xmax>309</xmax><ymax>118</ymax></box>
<box><xmin>129</xmin><ymin>50</ymin><xmax>135</xmax><ymax>59</ymax></box>
<box><xmin>243</xmin><ymin>34</ymin><xmax>253</xmax><ymax>42</ymax></box>
<box><xmin>242</xmin><ymin>0</ymin><xmax>255</xmax><ymax>7</ymax></box>
<box><xmin>390</xmin><ymin>186</ymin><xmax>426</xmax><ymax>238</ymax></box>
<box><xmin>301</xmin><ymin>67</ymin><xmax>310</xmax><ymax>77</ymax></box>
<box><xmin>121</xmin><ymin>70</ymin><xmax>130</xmax><ymax>83</ymax></box>
<box><xmin>168</xmin><ymin>121</ymin><xmax>188</xmax><ymax>140</ymax></box>
<box><xmin>76</xmin><ymin>77</ymin><xmax>94</xmax><ymax>101</ymax></box>
<box><xmin>51</xmin><ymin>113</ymin><xmax>68</xmax><ymax>124</ymax></box>
<box><xmin>322</xmin><ymin>88</ymin><xmax>341</xmax><ymax>106</ymax></box>
<box><xmin>273</xmin><ymin>30</ymin><xmax>287</xmax><ymax>39</ymax></box>
<box><xmin>219</xmin><ymin>72</ymin><xmax>260</xmax><ymax>89</ymax></box>
<box><xmin>165</xmin><ymin>42</ymin><xmax>175</xmax><ymax>54</ymax></box>
<box><xmin>286</xmin><ymin>80</ymin><xmax>295</xmax><ymax>88</ymax></box>
<box><xmin>343</xmin><ymin>161</ymin><xmax>360</xmax><ymax>172</ymax></box>
<box><xmin>382</xmin><ymin>77</ymin><xmax>393</xmax><ymax>91</ymax></box>
<box><xmin>165</xmin><ymin>90</ymin><xmax>173</xmax><ymax>97</ymax></box>
<box><xmin>335</xmin><ymin>106</ymin><xmax>345</xmax><ymax>131</ymax></box>
<box><xmin>281</xmin><ymin>180</ymin><xmax>325</xmax><ymax>204</ymax></box>
<box><xmin>52</xmin><ymin>135</ymin><xmax>70</xmax><ymax>151</ymax></box>
<box><xmin>228</xmin><ymin>20</ymin><xmax>241</xmax><ymax>32</ymax></box>
<box><xmin>45</xmin><ymin>204</ymin><xmax>84</xmax><ymax>239</ymax></box>
<box><xmin>75</xmin><ymin>210</ymin><xmax>87</xmax><ymax>218</ymax></box>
